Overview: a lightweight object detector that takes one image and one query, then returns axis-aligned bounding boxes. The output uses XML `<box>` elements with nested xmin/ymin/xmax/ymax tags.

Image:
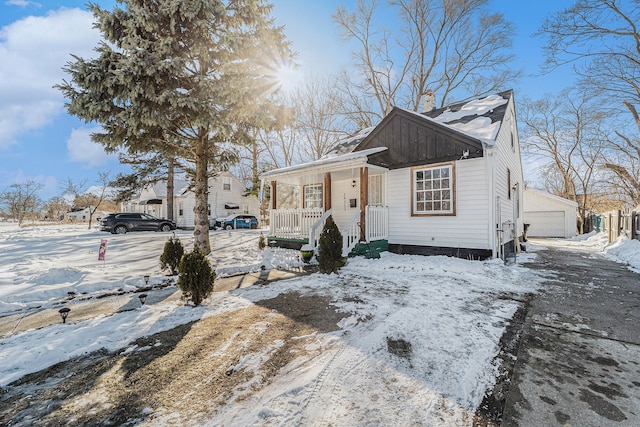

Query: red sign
<box><xmin>98</xmin><ymin>239</ymin><xmax>107</xmax><ymax>261</ymax></box>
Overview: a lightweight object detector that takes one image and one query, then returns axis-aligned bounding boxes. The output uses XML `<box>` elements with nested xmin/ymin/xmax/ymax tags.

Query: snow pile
<box><xmin>603</xmin><ymin>236</ymin><xmax>640</xmax><ymax>272</ymax></box>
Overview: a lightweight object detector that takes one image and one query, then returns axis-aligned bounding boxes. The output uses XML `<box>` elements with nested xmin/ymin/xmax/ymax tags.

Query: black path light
<box><xmin>143</xmin><ymin>275</ymin><xmax>150</xmax><ymax>286</ymax></box>
<box><xmin>58</xmin><ymin>307</ymin><xmax>71</xmax><ymax>324</ymax></box>
<box><xmin>138</xmin><ymin>293</ymin><xmax>148</xmax><ymax>305</ymax></box>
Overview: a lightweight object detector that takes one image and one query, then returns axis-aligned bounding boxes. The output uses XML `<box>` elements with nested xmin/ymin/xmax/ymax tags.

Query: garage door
<box><xmin>524</xmin><ymin>211</ymin><xmax>565</xmax><ymax>237</ymax></box>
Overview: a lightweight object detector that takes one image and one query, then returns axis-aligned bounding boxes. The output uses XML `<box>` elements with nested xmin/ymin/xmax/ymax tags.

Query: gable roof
<box><xmin>261</xmin><ymin>90</ymin><xmax>513</xmax><ymax>177</ymax></box>
<box><xmin>353</xmin><ymin>90</ymin><xmax>512</xmax><ymax>169</ymax></box>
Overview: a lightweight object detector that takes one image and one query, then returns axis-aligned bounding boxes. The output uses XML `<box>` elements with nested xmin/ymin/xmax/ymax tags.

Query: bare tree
<box><xmin>0</xmin><ymin>180</ymin><xmax>43</xmax><ymax>225</ymax></box>
<box><xmin>42</xmin><ymin>196</ymin><xmax>71</xmax><ymax>222</ymax></box>
<box><xmin>538</xmin><ymin>0</ymin><xmax>640</xmax><ymax>205</ymax></box>
<box><xmin>63</xmin><ymin>172</ymin><xmax>114</xmax><ymax>229</ymax></box>
<box><xmin>520</xmin><ymin>90</ymin><xmax>610</xmax><ymax>231</ymax></box>
<box><xmin>290</xmin><ymin>75</ymin><xmax>353</xmax><ymax>162</ymax></box>
<box><xmin>333</xmin><ymin>0</ymin><xmax>518</xmax><ymax>126</ymax></box>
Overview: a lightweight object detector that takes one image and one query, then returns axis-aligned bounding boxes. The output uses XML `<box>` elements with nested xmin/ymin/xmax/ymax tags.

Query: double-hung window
<box><xmin>222</xmin><ymin>177</ymin><xmax>232</xmax><ymax>191</ymax></box>
<box><xmin>412</xmin><ymin>163</ymin><xmax>455</xmax><ymax>215</ymax></box>
<box><xmin>303</xmin><ymin>184</ymin><xmax>323</xmax><ymax>209</ymax></box>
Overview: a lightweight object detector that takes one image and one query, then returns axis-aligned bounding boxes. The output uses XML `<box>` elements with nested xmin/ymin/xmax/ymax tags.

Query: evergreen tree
<box><xmin>160</xmin><ymin>233</ymin><xmax>184</xmax><ymax>276</ymax></box>
<box><xmin>318</xmin><ymin>215</ymin><xmax>344</xmax><ymax>274</ymax></box>
<box><xmin>178</xmin><ymin>248</ymin><xmax>215</xmax><ymax>306</ymax></box>
<box><xmin>57</xmin><ymin>0</ymin><xmax>293</xmax><ymax>254</ymax></box>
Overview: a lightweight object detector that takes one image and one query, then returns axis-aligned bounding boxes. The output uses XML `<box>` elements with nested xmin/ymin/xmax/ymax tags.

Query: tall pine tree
<box><xmin>58</xmin><ymin>0</ymin><xmax>293</xmax><ymax>253</ymax></box>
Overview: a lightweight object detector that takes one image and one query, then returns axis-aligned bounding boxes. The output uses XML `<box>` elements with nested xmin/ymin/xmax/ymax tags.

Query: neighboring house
<box><xmin>121</xmin><ymin>179</ymin><xmax>189</xmax><ymax>219</ymax></box>
<box><xmin>66</xmin><ymin>207</ymin><xmax>108</xmax><ymax>222</ymax></box>
<box><xmin>262</xmin><ymin>90</ymin><xmax>524</xmax><ymax>260</ymax></box>
<box><xmin>523</xmin><ymin>189</ymin><xmax>578</xmax><ymax>238</ymax></box>
<box><xmin>121</xmin><ymin>172</ymin><xmax>261</xmax><ymax>230</ymax></box>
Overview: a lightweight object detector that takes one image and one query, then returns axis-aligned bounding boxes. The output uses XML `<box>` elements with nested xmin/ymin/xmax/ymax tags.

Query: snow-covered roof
<box><xmin>322</xmin><ymin>127</ymin><xmax>376</xmax><ymax>158</ymax></box>
<box><xmin>421</xmin><ymin>92</ymin><xmax>510</xmax><ymax>145</ymax></box>
<box><xmin>261</xmin><ymin>146</ymin><xmax>387</xmax><ymax>178</ymax></box>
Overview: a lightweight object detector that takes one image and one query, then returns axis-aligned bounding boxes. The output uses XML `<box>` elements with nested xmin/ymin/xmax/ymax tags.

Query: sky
<box><xmin>0</xmin><ymin>0</ymin><xmax>578</xmax><ymax>201</ymax></box>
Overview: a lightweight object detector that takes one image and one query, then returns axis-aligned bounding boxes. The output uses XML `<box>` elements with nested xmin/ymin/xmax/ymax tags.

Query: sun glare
<box><xmin>274</xmin><ymin>62</ymin><xmax>303</xmax><ymax>95</ymax></box>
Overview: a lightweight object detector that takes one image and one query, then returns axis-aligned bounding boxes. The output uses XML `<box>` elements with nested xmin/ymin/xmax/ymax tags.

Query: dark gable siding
<box><xmin>356</xmin><ymin>108</ymin><xmax>484</xmax><ymax>170</ymax></box>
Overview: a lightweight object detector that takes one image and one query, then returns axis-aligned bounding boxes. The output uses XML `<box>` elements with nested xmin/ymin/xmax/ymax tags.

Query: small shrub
<box><xmin>258</xmin><ymin>233</ymin><xmax>266</xmax><ymax>250</ymax></box>
<box><xmin>177</xmin><ymin>248</ymin><xmax>215</xmax><ymax>306</ymax></box>
<box><xmin>318</xmin><ymin>215</ymin><xmax>344</xmax><ymax>274</ymax></box>
<box><xmin>160</xmin><ymin>233</ymin><xmax>184</xmax><ymax>276</ymax></box>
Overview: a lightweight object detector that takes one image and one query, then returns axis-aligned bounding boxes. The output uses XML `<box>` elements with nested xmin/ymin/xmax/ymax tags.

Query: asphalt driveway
<box><xmin>502</xmin><ymin>240</ymin><xmax>640</xmax><ymax>426</ymax></box>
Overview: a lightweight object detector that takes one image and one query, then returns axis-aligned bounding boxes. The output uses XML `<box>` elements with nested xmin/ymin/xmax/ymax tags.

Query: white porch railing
<box><xmin>342</xmin><ymin>210</ymin><xmax>361</xmax><ymax>257</ymax></box>
<box><xmin>269</xmin><ymin>207</ymin><xmax>323</xmax><ymax>240</ymax></box>
<box><xmin>270</xmin><ymin>205</ymin><xmax>389</xmax><ymax>255</ymax></box>
<box><xmin>365</xmin><ymin>206</ymin><xmax>389</xmax><ymax>241</ymax></box>
<box><xmin>309</xmin><ymin>209</ymin><xmax>333</xmax><ymax>249</ymax></box>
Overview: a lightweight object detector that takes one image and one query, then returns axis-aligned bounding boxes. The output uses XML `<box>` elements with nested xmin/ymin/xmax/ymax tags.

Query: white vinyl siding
<box><xmin>387</xmin><ymin>157</ymin><xmax>490</xmax><ymax>249</ymax></box>
<box><xmin>495</xmin><ymin>106</ymin><xmax>525</xmax><ymax>238</ymax></box>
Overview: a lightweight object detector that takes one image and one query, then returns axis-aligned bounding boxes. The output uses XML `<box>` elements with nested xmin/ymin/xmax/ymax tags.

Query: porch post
<box><xmin>359</xmin><ymin>167</ymin><xmax>368</xmax><ymax>241</ymax></box>
<box><xmin>324</xmin><ymin>172</ymin><xmax>332</xmax><ymax>210</ymax></box>
<box><xmin>270</xmin><ymin>181</ymin><xmax>277</xmax><ymax>210</ymax></box>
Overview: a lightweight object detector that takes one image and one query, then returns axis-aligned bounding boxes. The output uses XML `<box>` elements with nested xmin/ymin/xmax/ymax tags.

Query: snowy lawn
<box><xmin>0</xmin><ymin>223</ymin><xmax>637</xmax><ymax>425</ymax></box>
<box><xmin>0</xmin><ymin>222</ymin><xmax>302</xmax><ymax>314</ymax></box>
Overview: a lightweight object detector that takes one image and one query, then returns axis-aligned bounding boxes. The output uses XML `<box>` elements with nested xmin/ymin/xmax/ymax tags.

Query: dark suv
<box><xmin>100</xmin><ymin>213</ymin><xmax>176</xmax><ymax>234</ymax></box>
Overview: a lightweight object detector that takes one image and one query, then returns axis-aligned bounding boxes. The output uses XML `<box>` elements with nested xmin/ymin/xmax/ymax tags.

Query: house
<box><xmin>121</xmin><ymin>179</ymin><xmax>189</xmax><ymax>219</ymax></box>
<box><xmin>66</xmin><ymin>206</ymin><xmax>108</xmax><ymax>222</ymax></box>
<box><xmin>262</xmin><ymin>90</ymin><xmax>524</xmax><ymax>260</ymax></box>
<box><xmin>121</xmin><ymin>172</ymin><xmax>261</xmax><ymax>229</ymax></box>
<box><xmin>523</xmin><ymin>189</ymin><xmax>578</xmax><ymax>238</ymax></box>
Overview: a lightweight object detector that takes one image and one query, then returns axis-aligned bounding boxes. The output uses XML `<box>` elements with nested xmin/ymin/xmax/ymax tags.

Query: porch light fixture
<box><xmin>352</xmin><ymin>179</ymin><xmax>357</xmax><ymax>188</ymax></box>
<box><xmin>138</xmin><ymin>293</ymin><xmax>148</xmax><ymax>305</ymax></box>
<box><xmin>58</xmin><ymin>307</ymin><xmax>71</xmax><ymax>324</ymax></box>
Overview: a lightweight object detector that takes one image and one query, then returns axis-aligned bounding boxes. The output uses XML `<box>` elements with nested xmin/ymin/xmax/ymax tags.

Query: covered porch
<box><xmin>262</xmin><ymin>148</ymin><xmax>389</xmax><ymax>257</ymax></box>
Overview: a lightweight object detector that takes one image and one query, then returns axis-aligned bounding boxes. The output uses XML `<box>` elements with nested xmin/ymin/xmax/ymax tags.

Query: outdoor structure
<box><xmin>66</xmin><ymin>207</ymin><xmax>108</xmax><ymax>223</ymax></box>
<box><xmin>523</xmin><ymin>189</ymin><xmax>578</xmax><ymax>238</ymax></box>
<box><xmin>121</xmin><ymin>172</ymin><xmax>261</xmax><ymax>229</ymax></box>
<box><xmin>262</xmin><ymin>90</ymin><xmax>524</xmax><ymax>260</ymax></box>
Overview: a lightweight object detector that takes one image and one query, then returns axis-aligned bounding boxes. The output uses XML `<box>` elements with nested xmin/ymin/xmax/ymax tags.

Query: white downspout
<box><xmin>486</xmin><ymin>148</ymin><xmax>498</xmax><ymax>259</ymax></box>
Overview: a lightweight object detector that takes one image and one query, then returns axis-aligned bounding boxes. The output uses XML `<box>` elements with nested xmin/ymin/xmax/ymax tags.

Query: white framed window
<box><xmin>368</xmin><ymin>175</ymin><xmax>384</xmax><ymax>206</ymax></box>
<box><xmin>223</xmin><ymin>177</ymin><xmax>232</xmax><ymax>191</ymax></box>
<box><xmin>412</xmin><ymin>163</ymin><xmax>455</xmax><ymax>216</ymax></box>
<box><xmin>303</xmin><ymin>184</ymin><xmax>323</xmax><ymax>209</ymax></box>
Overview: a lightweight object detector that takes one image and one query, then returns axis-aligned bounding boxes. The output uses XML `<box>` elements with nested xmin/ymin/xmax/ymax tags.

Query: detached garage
<box><xmin>523</xmin><ymin>189</ymin><xmax>578</xmax><ymax>238</ymax></box>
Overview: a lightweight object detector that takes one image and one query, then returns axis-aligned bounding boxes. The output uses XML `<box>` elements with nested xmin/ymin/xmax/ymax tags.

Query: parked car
<box><xmin>211</xmin><ymin>214</ymin><xmax>259</xmax><ymax>230</ymax></box>
<box><xmin>100</xmin><ymin>213</ymin><xmax>176</xmax><ymax>234</ymax></box>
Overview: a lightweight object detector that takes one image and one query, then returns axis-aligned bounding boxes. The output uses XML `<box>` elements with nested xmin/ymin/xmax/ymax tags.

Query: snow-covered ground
<box><xmin>0</xmin><ymin>222</ymin><xmax>638</xmax><ymax>425</ymax></box>
<box><xmin>0</xmin><ymin>223</ymin><xmax>303</xmax><ymax>314</ymax></box>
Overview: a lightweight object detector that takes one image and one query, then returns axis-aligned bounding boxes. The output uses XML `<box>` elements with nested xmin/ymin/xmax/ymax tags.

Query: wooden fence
<box><xmin>596</xmin><ymin>210</ymin><xmax>640</xmax><ymax>243</ymax></box>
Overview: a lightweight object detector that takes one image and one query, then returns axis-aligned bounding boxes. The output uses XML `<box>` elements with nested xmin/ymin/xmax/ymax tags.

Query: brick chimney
<box><xmin>421</xmin><ymin>89</ymin><xmax>435</xmax><ymax>113</ymax></box>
